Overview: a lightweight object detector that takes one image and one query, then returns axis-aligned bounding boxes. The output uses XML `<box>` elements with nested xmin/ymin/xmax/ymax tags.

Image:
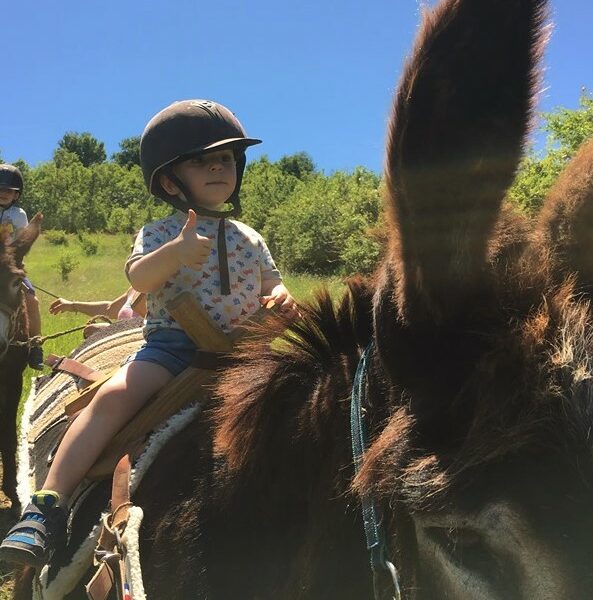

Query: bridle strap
<box><xmin>351</xmin><ymin>341</ymin><xmax>402</xmax><ymax>600</ymax></box>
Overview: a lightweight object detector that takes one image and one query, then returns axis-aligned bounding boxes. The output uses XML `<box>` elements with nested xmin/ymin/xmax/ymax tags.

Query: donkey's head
<box><xmin>356</xmin><ymin>1</ymin><xmax>593</xmax><ymax>597</ymax></box>
<box><xmin>0</xmin><ymin>214</ymin><xmax>41</xmax><ymax>357</ymax></box>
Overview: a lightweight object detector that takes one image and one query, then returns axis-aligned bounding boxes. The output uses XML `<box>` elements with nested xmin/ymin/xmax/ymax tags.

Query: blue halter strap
<box><xmin>350</xmin><ymin>342</ymin><xmax>402</xmax><ymax>600</ymax></box>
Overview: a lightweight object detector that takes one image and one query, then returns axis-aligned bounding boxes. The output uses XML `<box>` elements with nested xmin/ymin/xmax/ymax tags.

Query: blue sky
<box><xmin>2</xmin><ymin>0</ymin><xmax>592</xmax><ymax>174</ymax></box>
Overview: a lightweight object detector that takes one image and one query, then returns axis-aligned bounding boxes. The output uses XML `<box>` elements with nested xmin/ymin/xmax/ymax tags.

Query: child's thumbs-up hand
<box><xmin>173</xmin><ymin>209</ymin><xmax>212</xmax><ymax>271</ymax></box>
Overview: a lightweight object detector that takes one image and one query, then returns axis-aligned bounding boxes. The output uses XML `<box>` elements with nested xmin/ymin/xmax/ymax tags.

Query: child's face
<box><xmin>171</xmin><ymin>149</ymin><xmax>238</xmax><ymax>209</ymax></box>
<box><xmin>0</xmin><ymin>188</ymin><xmax>19</xmax><ymax>207</ymax></box>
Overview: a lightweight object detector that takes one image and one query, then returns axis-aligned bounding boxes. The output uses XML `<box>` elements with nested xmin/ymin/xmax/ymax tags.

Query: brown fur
<box><xmin>16</xmin><ymin>1</ymin><xmax>593</xmax><ymax>598</ymax></box>
<box><xmin>0</xmin><ymin>217</ymin><xmax>40</xmax><ymax>512</ymax></box>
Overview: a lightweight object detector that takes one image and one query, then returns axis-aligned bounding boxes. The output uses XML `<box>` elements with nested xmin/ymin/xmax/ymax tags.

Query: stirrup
<box><xmin>28</xmin><ymin>346</ymin><xmax>45</xmax><ymax>371</ymax></box>
<box><xmin>0</xmin><ymin>502</ymin><xmax>66</xmax><ymax>568</ymax></box>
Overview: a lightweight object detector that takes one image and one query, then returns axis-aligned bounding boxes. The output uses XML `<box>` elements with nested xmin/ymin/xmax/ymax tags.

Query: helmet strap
<box><xmin>165</xmin><ymin>170</ymin><xmax>234</xmax><ymax>295</ymax></box>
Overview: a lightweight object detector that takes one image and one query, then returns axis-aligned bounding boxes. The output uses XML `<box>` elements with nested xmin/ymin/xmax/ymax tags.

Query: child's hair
<box><xmin>139</xmin><ymin>99</ymin><xmax>261</xmax><ymax>216</ymax></box>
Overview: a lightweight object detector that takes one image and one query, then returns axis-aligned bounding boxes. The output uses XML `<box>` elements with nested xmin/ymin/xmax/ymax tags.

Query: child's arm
<box><xmin>260</xmin><ymin>279</ymin><xmax>299</xmax><ymax>317</ymax></box>
<box><xmin>128</xmin><ymin>210</ymin><xmax>212</xmax><ymax>294</ymax></box>
<box><xmin>50</xmin><ymin>291</ymin><xmax>138</xmax><ymax>320</ymax></box>
<box><xmin>49</xmin><ymin>298</ymin><xmax>114</xmax><ymax>318</ymax></box>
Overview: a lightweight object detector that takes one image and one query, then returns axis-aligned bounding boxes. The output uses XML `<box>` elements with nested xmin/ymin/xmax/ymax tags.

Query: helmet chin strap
<box><xmin>166</xmin><ymin>171</ymin><xmax>233</xmax><ymax>296</ymax></box>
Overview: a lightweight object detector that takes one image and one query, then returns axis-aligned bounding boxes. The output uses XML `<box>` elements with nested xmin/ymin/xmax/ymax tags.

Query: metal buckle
<box><xmin>94</xmin><ymin>548</ymin><xmax>122</xmax><ymax>568</ymax></box>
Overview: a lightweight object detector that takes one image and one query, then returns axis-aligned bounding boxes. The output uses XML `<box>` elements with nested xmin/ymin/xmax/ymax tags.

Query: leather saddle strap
<box><xmin>112</xmin><ymin>452</ymin><xmax>132</xmax><ymax>511</ymax></box>
<box><xmin>90</xmin><ymin>452</ymin><xmax>135</xmax><ymax>600</ymax></box>
<box><xmin>86</xmin><ymin>561</ymin><xmax>115</xmax><ymax>600</ymax></box>
<box><xmin>97</xmin><ymin>452</ymin><xmax>133</xmax><ymax>551</ymax></box>
<box><xmin>86</xmin><ymin>554</ymin><xmax>128</xmax><ymax>600</ymax></box>
<box><xmin>45</xmin><ymin>354</ymin><xmax>103</xmax><ymax>383</ymax></box>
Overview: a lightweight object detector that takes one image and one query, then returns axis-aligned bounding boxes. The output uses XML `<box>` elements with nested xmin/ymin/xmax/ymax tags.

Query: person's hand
<box><xmin>260</xmin><ymin>284</ymin><xmax>300</xmax><ymax>319</ymax></box>
<box><xmin>172</xmin><ymin>209</ymin><xmax>212</xmax><ymax>271</ymax></box>
<box><xmin>49</xmin><ymin>298</ymin><xmax>74</xmax><ymax>315</ymax></box>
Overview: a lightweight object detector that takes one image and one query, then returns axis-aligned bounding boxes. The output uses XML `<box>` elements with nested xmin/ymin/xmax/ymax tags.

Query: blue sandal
<box><xmin>0</xmin><ymin>502</ymin><xmax>67</xmax><ymax>568</ymax></box>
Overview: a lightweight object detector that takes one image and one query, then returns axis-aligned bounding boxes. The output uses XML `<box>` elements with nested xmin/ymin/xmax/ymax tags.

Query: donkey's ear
<box><xmin>11</xmin><ymin>213</ymin><xmax>42</xmax><ymax>265</ymax></box>
<box><xmin>531</xmin><ymin>138</ymin><xmax>593</xmax><ymax>293</ymax></box>
<box><xmin>383</xmin><ymin>0</ymin><xmax>548</xmax><ymax>325</ymax></box>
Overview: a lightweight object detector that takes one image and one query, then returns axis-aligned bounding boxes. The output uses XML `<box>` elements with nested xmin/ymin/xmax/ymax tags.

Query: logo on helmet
<box><xmin>189</xmin><ymin>100</ymin><xmax>215</xmax><ymax>110</ymax></box>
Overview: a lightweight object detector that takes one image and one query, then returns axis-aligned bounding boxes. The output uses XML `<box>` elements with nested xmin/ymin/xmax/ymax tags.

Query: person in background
<box><xmin>0</xmin><ymin>164</ymin><xmax>44</xmax><ymax>369</ymax></box>
<box><xmin>49</xmin><ymin>288</ymin><xmax>146</xmax><ymax>337</ymax></box>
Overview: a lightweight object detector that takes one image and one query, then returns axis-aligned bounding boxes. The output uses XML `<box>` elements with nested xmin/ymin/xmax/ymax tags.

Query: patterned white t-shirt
<box><xmin>126</xmin><ymin>211</ymin><xmax>281</xmax><ymax>336</ymax></box>
<box><xmin>0</xmin><ymin>205</ymin><xmax>28</xmax><ymax>243</ymax></box>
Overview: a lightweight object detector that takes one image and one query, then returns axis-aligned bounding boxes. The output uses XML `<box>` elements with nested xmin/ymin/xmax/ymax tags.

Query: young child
<box><xmin>0</xmin><ymin>99</ymin><xmax>298</xmax><ymax>567</ymax></box>
<box><xmin>49</xmin><ymin>287</ymin><xmax>146</xmax><ymax>337</ymax></box>
<box><xmin>0</xmin><ymin>164</ymin><xmax>44</xmax><ymax>369</ymax></box>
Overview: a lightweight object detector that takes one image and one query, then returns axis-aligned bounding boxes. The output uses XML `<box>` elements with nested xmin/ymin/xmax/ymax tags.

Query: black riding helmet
<box><xmin>140</xmin><ymin>99</ymin><xmax>261</xmax><ymax>216</ymax></box>
<box><xmin>0</xmin><ymin>165</ymin><xmax>23</xmax><ymax>211</ymax></box>
<box><xmin>0</xmin><ymin>164</ymin><xmax>23</xmax><ymax>193</ymax></box>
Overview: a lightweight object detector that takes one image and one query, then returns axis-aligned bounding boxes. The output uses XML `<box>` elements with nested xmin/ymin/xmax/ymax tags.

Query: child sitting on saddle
<box><xmin>0</xmin><ymin>99</ymin><xmax>298</xmax><ymax>567</ymax></box>
<box><xmin>0</xmin><ymin>164</ymin><xmax>44</xmax><ymax>370</ymax></box>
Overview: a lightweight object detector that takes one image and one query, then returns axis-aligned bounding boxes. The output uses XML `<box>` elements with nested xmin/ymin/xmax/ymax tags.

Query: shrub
<box><xmin>45</xmin><ymin>230</ymin><xmax>69</xmax><ymax>246</ymax></box>
<box><xmin>77</xmin><ymin>232</ymin><xmax>99</xmax><ymax>255</ymax></box>
<box><xmin>55</xmin><ymin>253</ymin><xmax>79</xmax><ymax>281</ymax></box>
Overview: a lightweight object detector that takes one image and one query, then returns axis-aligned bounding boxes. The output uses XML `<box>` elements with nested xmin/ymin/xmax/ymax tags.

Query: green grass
<box><xmin>19</xmin><ymin>233</ymin><xmax>133</xmax><ymax>404</ymax></box>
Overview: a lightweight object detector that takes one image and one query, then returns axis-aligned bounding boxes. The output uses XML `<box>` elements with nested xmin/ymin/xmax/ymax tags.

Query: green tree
<box><xmin>24</xmin><ymin>156</ymin><xmax>88</xmax><ymax>230</ymax></box>
<box><xmin>277</xmin><ymin>152</ymin><xmax>316</xmax><ymax>180</ymax></box>
<box><xmin>13</xmin><ymin>158</ymin><xmax>29</xmax><ymax>174</ymax></box>
<box><xmin>57</xmin><ymin>131</ymin><xmax>106</xmax><ymax>167</ymax></box>
<box><xmin>269</xmin><ymin>168</ymin><xmax>381</xmax><ymax>275</ymax></box>
<box><xmin>334</xmin><ymin>168</ymin><xmax>382</xmax><ymax>274</ymax></box>
<box><xmin>112</xmin><ymin>136</ymin><xmax>141</xmax><ymax>168</ymax></box>
<box><xmin>240</xmin><ymin>156</ymin><xmax>302</xmax><ymax>232</ymax></box>
<box><xmin>509</xmin><ymin>91</ymin><xmax>593</xmax><ymax>214</ymax></box>
<box><xmin>545</xmin><ymin>92</ymin><xmax>593</xmax><ymax>154</ymax></box>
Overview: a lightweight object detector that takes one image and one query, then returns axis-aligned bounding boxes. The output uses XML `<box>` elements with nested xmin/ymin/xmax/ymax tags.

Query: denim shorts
<box><xmin>124</xmin><ymin>328</ymin><xmax>197</xmax><ymax>376</ymax></box>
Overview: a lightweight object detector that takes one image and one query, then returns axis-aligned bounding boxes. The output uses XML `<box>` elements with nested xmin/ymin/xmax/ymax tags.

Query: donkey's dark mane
<box><xmin>214</xmin><ymin>277</ymin><xmax>374</xmax><ymax>478</ymax></box>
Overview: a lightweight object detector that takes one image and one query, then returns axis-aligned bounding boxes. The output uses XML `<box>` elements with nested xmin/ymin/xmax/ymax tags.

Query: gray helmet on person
<box><xmin>0</xmin><ymin>164</ymin><xmax>24</xmax><ymax>193</ymax></box>
<box><xmin>140</xmin><ymin>99</ymin><xmax>261</xmax><ymax>215</ymax></box>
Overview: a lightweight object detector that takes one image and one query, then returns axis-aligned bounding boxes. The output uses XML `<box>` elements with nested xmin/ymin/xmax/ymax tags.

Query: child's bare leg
<box><xmin>42</xmin><ymin>360</ymin><xmax>173</xmax><ymax>498</ymax></box>
<box><xmin>24</xmin><ymin>293</ymin><xmax>41</xmax><ymax>337</ymax></box>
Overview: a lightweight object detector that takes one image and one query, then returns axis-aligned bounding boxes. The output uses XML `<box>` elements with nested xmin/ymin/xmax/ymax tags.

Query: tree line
<box><xmin>1</xmin><ymin>92</ymin><xmax>592</xmax><ymax>276</ymax></box>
